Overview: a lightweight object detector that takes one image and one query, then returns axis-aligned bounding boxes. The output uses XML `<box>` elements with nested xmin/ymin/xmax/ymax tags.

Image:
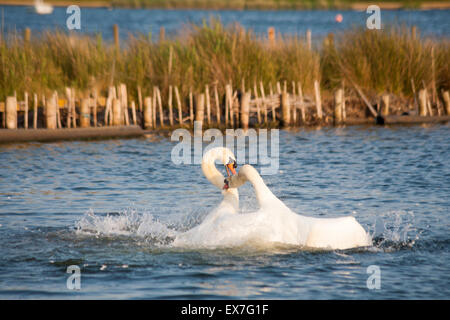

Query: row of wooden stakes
<box><xmin>0</xmin><ymin>80</ymin><xmax>322</xmax><ymax>130</ymax></box>
<box><xmin>1</xmin><ymin>80</ymin><xmax>450</xmax><ymax>130</ymax></box>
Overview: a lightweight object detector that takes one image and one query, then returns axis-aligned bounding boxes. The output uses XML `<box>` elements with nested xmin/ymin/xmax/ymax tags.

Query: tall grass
<box><xmin>321</xmin><ymin>26</ymin><xmax>450</xmax><ymax>97</ymax></box>
<box><xmin>0</xmin><ymin>20</ymin><xmax>448</xmax><ymax>104</ymax></box>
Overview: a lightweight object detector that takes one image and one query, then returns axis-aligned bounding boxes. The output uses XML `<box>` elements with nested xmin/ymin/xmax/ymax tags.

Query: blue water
<box><xmin>1</xmin><ymin>5</ymin><xmax>449</xmax><ymax>41</ymax></box>
<box><xmin>0</xmin><ymin>125</ymin><xmax>449</xmax><ymax>299</ymax></box>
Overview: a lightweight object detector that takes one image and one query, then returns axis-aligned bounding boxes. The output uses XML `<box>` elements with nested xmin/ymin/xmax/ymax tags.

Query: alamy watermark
<box><xmin>171</xmin><ymin>122</ymin><xmax>279</xmax><ymax>175</ymax></box>
<box><xmin>66</xmin><ymin>5</ymin><xmax>81</xmax><ymax>30</ymax></box>
<box><xmin>66</xmin><ymin>265</ymin><xmax>81</xmax><ymax>290</ymax></box>
<box><xmin>366</xmin><ymin>265</ymin><xmax>381</xmax><ymax>290</ymax></box>
<box><xmin>366</xmin><ymin>5</ymin><xmax>381</xmax><ymax>30</ymax></box>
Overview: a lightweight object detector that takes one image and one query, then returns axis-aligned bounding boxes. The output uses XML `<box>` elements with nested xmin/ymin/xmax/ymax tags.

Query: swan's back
<box><xmin>305</xmin><ymin>216</ymin><xmax>371</xmax><ymax>250</ymax></box>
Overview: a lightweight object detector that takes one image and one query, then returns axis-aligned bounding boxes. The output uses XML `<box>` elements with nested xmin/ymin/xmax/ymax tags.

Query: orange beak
<box><xmin>225</xmin><ymin>162</ymin><xmax>237</xmax><ymax>176</ymax></box>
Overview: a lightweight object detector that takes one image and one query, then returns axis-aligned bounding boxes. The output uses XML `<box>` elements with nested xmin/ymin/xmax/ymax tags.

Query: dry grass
<box><xmin>321</xmin><ymin>25</ymin><xmax>450</xmax><ymax>98</ymax></box>
<box><xmin>0</xmin><ymin>21</ymin><xmax>448</xmax><ymax>105</ymax></box>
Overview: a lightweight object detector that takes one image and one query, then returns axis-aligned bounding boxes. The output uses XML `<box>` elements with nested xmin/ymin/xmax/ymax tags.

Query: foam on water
<box><xmin>75</xmin><ymin>204</ymin><xmax>424</xmax><ymax>254</ymax></box>
<box><xmin>75</xmin><ymin>209</ymin><xmax>179</xmax><ymax>245</ymax></box>
<box><xmin>367</xmin><ymin>210</ymin><xmax>420</xmax><ymax>252</ymax></box>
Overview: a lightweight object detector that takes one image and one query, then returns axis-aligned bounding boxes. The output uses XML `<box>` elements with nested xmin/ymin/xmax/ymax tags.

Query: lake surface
<box><xmin>0</xmin><ymin>125</ymin><xmax>449</xmax><ymax>299</ymax></box>
<box><xmin>1</xmin><ymin>6</ymin><xmax>449</xmax><ymax>41</ymax></box>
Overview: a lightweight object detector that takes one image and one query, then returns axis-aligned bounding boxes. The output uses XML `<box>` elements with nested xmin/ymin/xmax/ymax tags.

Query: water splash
<box><xmin>368</xmin><ymin>210</ymin><xmax>419</xmax><ymax>251</ymax></box>
<box><xmin>75</xmin><ymin>208</ymin><xmax>179</xmax><ymax>245</ymax></box>
<box><xmin>75</xmin><ymin>206</ymin><xmax>421</xmax><ymax>253</ymax></box>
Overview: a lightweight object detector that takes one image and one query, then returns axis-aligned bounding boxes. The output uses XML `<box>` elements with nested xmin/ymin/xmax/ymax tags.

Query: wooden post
<box><xmin>214</xmin><ymin>83</ymin><xmax>220</xmax><ymax>124</ymax></box>
<box><xmin>156</xmin><ymin>87</ymin><xmax>163</xmax><ymax>127</ymax></box>
<box><xmin>430</xmin><ymin>47</ymin><xmax>443</xmax><ymax>115</ymax></box>
<box><xmin>352</xmin><ymin>82</ymin><xmax>378</xmax><ymax>118</ymax></box>
<box><xmin>240</xmin><ymin>91</ymin><xmax>251</xmax><ymax>130</ymax></box>
<box><xmin>71</xmin><ymin>88</ymin><xmax>77</xmax><ymax>128</ymax></box>
<box><xmin>298</xmin><ymin>82</ymin><xmax>306</xmax><ymax>123</ymax></box>
<box><xmin>254</xmin><ymin>82</ymin><xmax>261</xmax><ymax>124</ymax></box>
<box><xmin>104</xmin><ymin>96</ymin><xmax>110</xmax><ymax>127</ymax></box>
<box><xmin>268</xmin><ymin>27</ymin><xmax>275</xmax><ymax>46</ymax></box>
<box><xmin>306</xmin><ymin>29</ymin><xmax>311</xmax><ymax>50</ymax></box>
<box><xmin>291</xmin><ymin>81</ymin><xmax>297</xmax><ymax>125</ymax></box>
<box><xmin>92</xmin><ymin>89</ymin><xmax>98</xmax><ymax>127</ymax></box>
<box><xmin>5</xmin><ymin>96</ymin><xmax>17</xmax><ymax>129</ymax></box>
<box><xmin>423</xmin><ymin>85</ymin><xmax>433</xmax><ymax>116</ymax></box>
<box><xmin>55</xmin><ymin>92</ymin><xmax>62</xmax><ymax>129</ymax></box>
<box><xmin>112</xmin><ymin>98</ymin><xmax>122</xmax><ymax>126</ymax></box>
<box><xmin>46</xmin><ymin>95</ymin><xmax>57</xmax><ymax>129</ymax></box>
<box><xmin>80</xmin><ymin>98</ymin><xmax>90</xmax><ymax>128</ymax></box>
<box><xmin>168</xmin><ymin>85</ymin><xmax>174</xmax><ymax>126</ymax></box>
<box><xmin>131</xmin><ymin>101</ymin><xmax>137</xmax><ymax>125</ymax></box>
<box><xmin>113</xmin><ymin>24</ymin><xmax>119</xmax><ymax>50</ymax></box>
<box><xmin>91</xmin><ymin>88</ymin><xmax>98</xmax><ymax>127</ymax></box>
<box><xmin>205</xmin><ymin>85</ymin><xmax>211</xmax><ymax>125</ymax></box>
<box><xmin>24</xmin><ymin>27</ymin><xmax>31</xmax><ymax>44</ymax></box>
<box><xmin>342</xmin><ymin>82</ymin><xmax>346</xmax><ymax>121</ymax></box>
<box><xmin>442</xmin><ymin>91</ymin><xmax>450</xmax><ymax>115</ymax></box>
<box><xmin>105</xmin><ymin>86</ymin><xmax>115</xmax><ymax>127</ymax></box>
<box><xmin>418</xmin><ymin>89</ymin><xmax>427</xmax><ymax>116</ymax></box>
<box><xmin>195</xmin><ymin>93</ymin><xmax>205</xmax><ymax>126</ymax></box>
<box><xmin>231</xmin><ymin>90</ymin><xmax>237</xmax><ymax>126</ymax></box>
<box><xmin>314</xmin><ymin>80</ymin><xmax>323</xmax><ymax>120</ymax></box>
<box><xmin>225</xmin><ymin>85</ymin><xmax>229</xmax><ymax>126</ymax></box>
<box><xmin>119</xmin><ymin>83</ymin><xmax>129</xmax><ymax>125</ymax></box>
<box><xmin>168</xmin><ymin>45</ymin><xmax>173</xmax><ymax>76</ymax></box>
<box><xmin>228</xmin><ymin>85</ymin><xmax>234</xmax><ymax>127</ymax></box>
<box><xmin>152</xmin><ymin>88</ymin><xmax>157</xmax><ymax>128</ymax></box>
<box><xmin>334</xmin><ymin>89</ymin><xmax>343</xmax><ymax>125</ymax></box>
<box><xmin>269</xmin><ymin>84</ymin><xmax>276</xmax><ymax>122</ymax></box>
<box><xmin>411</xmin><ymin>78</ymin><xmax>419</xmax><ymax>115</ymax></box>
<box><xmin>65</xmin><ymin>87</ymin><xmax>71</xmax><ymax>128</ymax></box>
<box><xmin>137</xmin><ymin>85</ymin><xmax>143</xmax><ymax>112</ymax></box>
<box><xmin>175</xmin><ymin>86</ymin><xmax>183</xmax><ymax>125</ymax></box>
<box><xmin>189</xmin><ymin>88</ymin><xmax>194</xmax><ymax>125</ymax></box>
<box><xmin>33</xmin><ymin>93</ymin><xmax>38</xmax><ymax>129</ymax></box>
<box><xmin>24</xmin><ymin>92</ymin><xmax>28</xmax><ymax>129</ymax></box>
<box><xmin>381</xmin><ymin>94</ymin><xmax>390</xmax><ymax>116</ymax></box>
<box><xmin>144</xmin><ymin>97</ymin><xmax>152</xmax><ymax>128</ymax></box>
<box><xmin>260</xmin><ymin>82</ymin><xmax>268</xmax><ymax>123</ymax></box>
<box><xmin>280</xmin><ymin>92</ymin><xmax>291</xmax><ymax>127</ymax></box>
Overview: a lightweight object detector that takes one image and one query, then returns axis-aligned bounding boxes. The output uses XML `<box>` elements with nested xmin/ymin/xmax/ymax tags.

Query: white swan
<box><xmin>172</xmin><ymin>147</ymin><xmax>239</xmax><ymax>246</ymax></box>
<box><xmin>226</xmin><ymin>165</ymin><xmax>372</xmax><ymax>250</ymax></box>
<box><xmin>201</xmin><ymin>147</ymin><xmax>239</xmax><ymax>214</ymax></box>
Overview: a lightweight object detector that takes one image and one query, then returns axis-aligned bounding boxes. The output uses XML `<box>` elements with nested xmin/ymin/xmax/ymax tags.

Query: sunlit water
<box><xmin>0</xmin><ymin>125</ymin><xmax>449</xmax><ymax>299</ymax></box>
<box><xmin>1</xmin><ymin>6</ymin><xmax>449</xmax><ymax>40</ymax></box>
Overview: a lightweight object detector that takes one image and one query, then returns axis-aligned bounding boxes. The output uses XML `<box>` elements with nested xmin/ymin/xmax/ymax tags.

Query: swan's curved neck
<box><xmin>202</xmin><ymin>149</ymin><xmax>239</xmax><ymax>211</ymax></box>
<box><xmin>238</xmin><ymin>165</ymin><xmax>283</xmax><ymax>209</ymax></box>
<box><xmin>201</xmin><ymin>150</ymin><xmax>226</xmax><ymax>189</ymax></box>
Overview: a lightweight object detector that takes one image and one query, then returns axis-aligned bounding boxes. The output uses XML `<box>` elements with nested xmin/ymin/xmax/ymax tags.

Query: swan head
<box><xmin>222</xmin><ymin>158</ymin><xmax>237</xmax><ymax>190</ymax></box>
<box><xmin>225</xmin><ymin>157</ymin><xmax>237</xmax><ymax>177</ymax></box>
<box><xmin>223</xmin><ymin>164</ymin><xmax>254</xmax><ymax>189</ymax></box>
<box><xmin>202</xmin><ymin>147</ymin><xmax>237</xmax><ymax>190</ymax></box>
